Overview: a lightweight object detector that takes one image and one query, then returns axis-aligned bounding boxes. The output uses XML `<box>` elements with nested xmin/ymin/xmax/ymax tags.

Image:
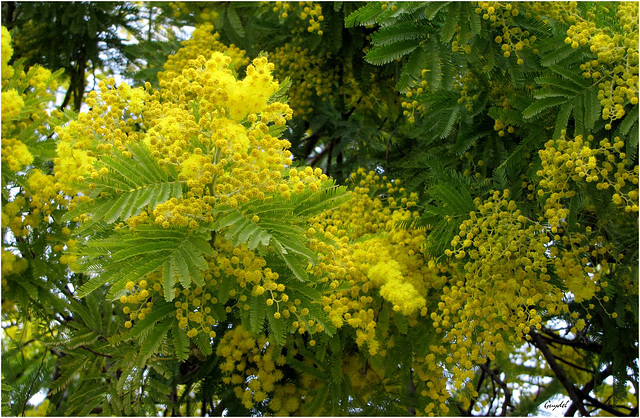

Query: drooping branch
<box><xmin>465</xmin><ymin>364</ymin><xmax>487</xmax><ymax>416</ymax></box>
<box><xmin>528</xmin><ymin>328</ymin><xmax>589</xmax><ymax>416</ymax></box>
<box><xmin>308</xmin><ymin>141</ymin><xmax>333</xmax><ymax>168</ymax></box>
<box><xmin>539</xmin><ymin>327</ymin><xmax>603</xmax><ymax>354</ymax></box>
<box><xmin>478</xmin><ymin>363</ymin><xmax>512</xmax><ymax>416</ymax></box>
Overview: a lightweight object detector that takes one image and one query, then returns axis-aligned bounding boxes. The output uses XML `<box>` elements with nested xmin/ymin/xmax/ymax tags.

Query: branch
<box><xmin>79</xmin><ymin>345</ymin><xmax>113</xmax><ymax>358</ymax></box>
<box><xmin>407</xmin><ymin>369</ymin><xmax>416</xmax><ymax>416</ymax></box>
<box><xmin>302</xmin><ymin>132</ymin><xmax>321</xmax><ymax>161</ymax></box>
<box><xmin>579</xmin><ymin>391</ymin><xmax>627</xmax><ymax>417</ymax></box>
<box><xmin>466</xmin><ymin>365</ymin><xmax>487</xmax><ymax>416</ymax></box>
<box><xmin>528</xmin><ymin>328</ymin><xmax>589</xmax><ymax>416</ymax></box>
<box><xmin>555</xmin><ymin>355</ymin><xmax>594</xmax><ymax>374</ymax></box>
<box><xmin>478</xmin><ymin>363</ymin><xmax>512</xmax><ymax>416</ymax></box>
<box><xmin>539</xmin><ymin>327</ymin><xmax>602</xmax><ymax>353</ymax></box>
<box><xmin>22</xmin><ymin>352</ymin><xmax>47</xmax><ymax>416</ymax></box>
<box><xmin>308</xmin><ymin>141</ymin><xmax>333</xmax><ymax>168</ymax></box>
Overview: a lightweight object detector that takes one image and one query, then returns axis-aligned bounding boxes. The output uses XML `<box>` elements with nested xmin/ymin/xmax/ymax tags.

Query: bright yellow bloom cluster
<box><xmin>564</xmin><ymin>2</ymin><xmax>639</xmax><ymax>125</ymax></box>
<box><xmin>473</xmin><ymin>1</ymin><xmax>544</xmax><ymax>63</ymax></box>
<box><xmin>548</xmin><ymin>230</ymin><xmax>610</xmax><ymax>303</ymax></box>
<box><xmin>270</xmin><ymin>41</ymin><xmax>388</xmax><ymax>119</ymax></box>
<box><xmin>25</xmin><ymin>169</ymin><xmax>58</xmax><ymax>214</ymax></box>
<box><xmin>308</xmin><ymin>169</ymin><xmax>444</xmax><ymax>357</ymax></box>
<box><xmin>1</xmin><ymin>26</ymin><xmax>65</xmax><ymax>252</ymax></box>
<box><xmin>216</xmin><ymin>326</ymin><xmax>293</xmax><ymax>411</ymax></box>
<box><xmin>1</xmin><ymin>137</ymin><xmax>32</xmax><ymax>172</ymax></box>
<box><xmin>1</xmin><ymin>28</ymin><xmax>57</xmax><ymax>176</ymax></box>
<box><xmin>1</xmin><ymin>249</ymin><xmax>28</xmax><ymax>277</ymax></box>
<box><xmin>2</xmin><ymin>26</ymin><xmax>14</xmax><ymax>79</ymax></box>
<box><xmin>69</xmin><ymin>28</ymin><xmax>334</xmax><ymax>352</ymax></box>
<box><xmin>268</xmin><ymin>1</ymin><xmax>324</xmax><ymax>35</ymax></box>
<box><xmin>1</xmin><ymin>89</ymin><xmax>24</xmax><ymax>120</ymax></box>
<box><xmin>270</xmin><ymin>42</ymin><xmax>337</xmax><ymax>118</ymax></box>
<box><xmin>443</xmin><ymin>191</ymin><xmax>564</xmax><ymax>361</ymax></box>
<box><xmin>536</xmin><ymin>133</ymin><xmax>636</xmax><ymax>304</ymax></box>
<box><xmin>168</xmin><ymin>2</ymin><xmax>218</xmax><ymax>23</ymax></box>
<box><xmin>160</xmin><ymin>23</ymin><xmax>248</xmax><ymax>78</ymax></box>
<box><xmin>537</xmin><ymin>133</ymin><xmax>639</xmax><ymax>219</ymax></box>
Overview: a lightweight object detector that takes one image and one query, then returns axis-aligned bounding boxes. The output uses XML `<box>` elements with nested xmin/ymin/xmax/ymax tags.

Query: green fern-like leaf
<box><xmin>49</xmin><ymin>357</ymin><xmax>90</xmax><ymax>396</ymax></box>
<box><xmin>423</xmin><ymin>2</ymin><xmax>450</xmax><ymax>19</ymax></box>
<box><xmin>344</xmin><ymin>2</ymin><xmax>385</xmax><ymax>27</ymax></box>
<box><xmin>74</xmin><ymin>225</ymin><xmax>212</xmax><ymax>301</ymax></box>
<box><xmin>365</xmin><ymin>38</ymin><xmax>421</xmax><ymax>66</ymax></box>
<box><xmin>421</xmin><ymin>38</ymin><xmax>443</xmax><ymax>90</ymax></box>
<box><xmin>108</xmin><ymin>300</ymin><xmax>174</xmax><ymax>346</ymax></box>
<box><xmin>138</xmin><ymin>320</ymin><xmax>171</xmax><ymax>366</ymax></box>
<box><xmin>396</xmin><ymin>45</ymin><xmax>428</xmax><ymax>92</ymax></box>
<box><xmin>539</xmin><ymin>40</ymin><xmax>580</xmax><ymax>67</ymax></box>
<box><xmin>619</xmin><ymin>105</ymin><xmax>639</xmax><ymax>135</ymax></box>
<box><xmin>212</xmin><ymin>198</ymin><xmax>318</xmax><ymax>281</ymax></box>
<box><xmin>370</xmin><ymin>21</ymin><xmax>425</xmax><ymax>46</ymax></box>
<box><xmin>429</xmin><ymin>183</ymin><xmax>475</xmax><ymax>214</ymax></box>
<box><xmin>63</xmin><ymin>143</ymin><xmax>182</xmax><ymax>231</ymax></box>
<box><xmin>583</xmin><ymin>86</ymin><xmax>601</xmax><ymax>130</ymax></box>
<box><xmin>225</xmin><ymin>6</ymin><xmax>245</xmax><ymax>38</ymax></box>
<box><xmin>62</xmin><ymin>329</ymin><xmax>99</xmax><ymax>349</ymax></box>
<box><xmin>249</xmin><ymin>294</ymin><xmax>266</xmax><ymax>334</ymax></box>
<box><xmin>523</xmin><ymin>97</ymin><xmax>568</xmax><ymax>119</ymax></box>
<box><xmin>193</xmin><ymin>331</ymin><xmax>212</xmax><ymax>356</ymax></box>
<box><xmin>290</xmin><ymin>180</ymin><xmax>351</xmax><ymax>219</ymax></box>
<box><xmin>548</xmin><ymin>64</ymin><xmax>591</xmax><ymax>88</ymax></box>
<box><xmin>266</xmin><ymin>304</ymin><xmax>287</xmax><ymax>346</ymax></box>
<box><xmin>440</xmin><ymin>2</ymin><xmax>460</xmax><ymax>43</ymax></box>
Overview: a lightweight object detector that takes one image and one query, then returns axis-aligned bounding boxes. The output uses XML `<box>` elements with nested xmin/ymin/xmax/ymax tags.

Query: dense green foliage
<box><xmin>1</xmin><ymin>2</ymin><xmax>638</xmax><ymax>416</ymax></box>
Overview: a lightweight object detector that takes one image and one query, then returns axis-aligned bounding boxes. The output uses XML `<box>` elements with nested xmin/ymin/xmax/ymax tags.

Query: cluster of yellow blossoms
<box><xmin>538</xmin><ymin>133</ymin><xmax>639</xmax><ymax>219</ymax></box>
<box><xmin>161</xmin><ymin>23</ymin><xmax>248</xmax><ymax>76</ymax></box>
<box><xmin>308</xmin><ymin>170</ymin><xmax>440</xmax><ymax>354</ymax></box>
<box><xmin>536</xmin><ymin>132</ymin><xmax>637</xmax><ymax>305</ymax></box>
<box><xmin>401</xmin><ymin>73</ymin><xmax>429</xmax><ymax>123</ymax></box>
<box><xmin>565</xmin><ymin>2</ymin><xmax>639</xmax><ymax>126</ymax></box>
<box><xmin>2</xmin><ymin>26</ymin><xmax>58</xmax><ymax>174</ymax></box>
<box><xmin>1</xmin><ymin>26</ymin><xmax>70</xmax><ymax>293</ymax></box>
<box><xmin>270</xmin><ymin>42</ymin><xmax>386</xmax><ymax>119</ymax></box>
<box><xmin>444</xmin><ymin>191</ymin><xmax>564</xmax><ymax>355</ymax></box>
<box><xmin>215</xmin><ymin>325</ymin><xmax>304</xmax><ymax>413</ymax></box>
<box><xmin>59</xmin><ymin>24</ymin><xmax>329</xmax><ymax>338</ymax></box>
<box><xmin>168</xmin><ymin>2</ymin><xmax>217</xmax><ymax>23</ymax></box>
<box><xmin>472</xmin><ymin>1</ymin><xmax>543</xmax><ymax>64</ymax></box>
<box><xmin>268</xmin><ymin>1</ymin><xmax>324</xmax><ymax>35</ymax></box>
<box><xmin>270</xmin><ymin>43</ymin><xmax>337</xmax><ymax>118</ymax></box>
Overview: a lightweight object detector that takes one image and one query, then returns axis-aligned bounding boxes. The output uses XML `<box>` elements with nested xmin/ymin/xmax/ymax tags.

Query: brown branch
<box><xmin>407</xmin><ymin>369</ymin><xmax>416</xmax><ymax>416</ymax></box>
<box><xmin>302</xmin><ymin>132</ymin><xmax>321</xmax><ymax>160</ymax></box>
<box><xmin>466</xmin><ymin>364</ymin><xmax>488</xmax><ymax>415</ymax></box>
<box><xmin>308</xmin><ymin>141</ymin><xmax>333</xmax><ymax>168</ymax></box>
<box><xmin>540</xmin><ymin>327</ymin><xmax>603</xmax><ymax>353</ymax></box>
<box><xmin>555</xmin><ymin>355</ymin><xmax>595</xmax><ymax>374</ymax></box>
<box><xmin>326</xmin><ymin>138</ymin><xmax>335</xmax><ymax>177</ymax></box>
<box><xmin>478</xmin><ymin>363</ymin><xmax>512</xmax><ymax>416</ymax></box>
<box><xmin>528</xmin><ymin>328</ymin><xmax>589</xmax><ymax>416</ymax></box>
<box><xmin>22</xmin><ymin>352</ymin><xmax>47</xmax><ymax>416</ymax></box>
<box><xmin>579</xmin><ymin>391</ymin><xmax>627</xmax><ymax>417</ymax></box>
<box><xmin>79</xmin><ymin>345</ymin><xmax>113</xmax><ymax>359</ymax></box>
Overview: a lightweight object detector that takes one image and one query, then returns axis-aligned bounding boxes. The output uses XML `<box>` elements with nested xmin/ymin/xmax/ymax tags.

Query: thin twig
<box><xmin>528</xmin><ymin>328</ymin><xmax>589</xmax><ymax>416</ymax></box>
<box><xmin>467</xmin><ymin>363</ymin><xmax>487</xmax><ymax>415</ymax></box>
<box><xmin>79</xmin><ymin>345</ymin><xmax>113</xmax><ymax>358</ymax></box>
<box><xmin>479</xmin><ymin>363</ymin><xmax>512</xmax><ymax>416</ymax></box>
<box><xmin>385</xmin><ymin>124</ymin><xmax>399</xmax><ymax>173</ymax></box>
<box><xmin>22</xmin><ymin>352</ymin><xmax>47</xmax><ymax>416</ymax></box>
